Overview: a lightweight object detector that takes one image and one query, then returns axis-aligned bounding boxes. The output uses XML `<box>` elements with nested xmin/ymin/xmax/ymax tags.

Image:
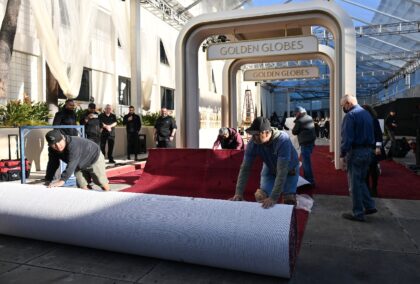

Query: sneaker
<box><xmin>365</xmin><ymin>208</ymin><xmax>378</xmax><ymax>215</ymax></box>
<box><xmin>342</xmin><ymin>212</ymin><xmax>365</xmax><ymax>222</ymax></box>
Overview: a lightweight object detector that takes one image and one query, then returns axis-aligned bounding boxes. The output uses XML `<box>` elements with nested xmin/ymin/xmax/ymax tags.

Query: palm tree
<box><xmin>0</xmin><ymin>0</ymin><xmax>21</xmax><ymax>98</ymax></box>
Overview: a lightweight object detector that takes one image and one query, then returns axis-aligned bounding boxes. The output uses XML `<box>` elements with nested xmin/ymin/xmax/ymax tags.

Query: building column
<box><xmin>130</xmin><ymin>0</ymin><xmax>142</xmax><ymax>111</ymax></box>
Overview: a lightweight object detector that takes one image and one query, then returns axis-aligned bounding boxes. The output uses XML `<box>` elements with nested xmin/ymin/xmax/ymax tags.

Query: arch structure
<box><xmin>222</xmin><ymin>45</ymin><xmax>336</xmax><ymax>156</ymax></box>
<box><xmin>175</xmin><ymin>0</ymin><xmax>356</xmax><ymax>169</ymax></box>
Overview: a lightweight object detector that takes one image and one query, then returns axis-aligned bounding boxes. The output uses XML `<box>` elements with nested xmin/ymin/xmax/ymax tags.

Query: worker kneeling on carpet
<box><xmin>44</xmin><ymin>130</ymin><xmax>110</xmax><ymax>191</ymax></box>
<box><xmin>230</xmin><ymin>117</ymin><xmax>299</xmax><ymax>208</ymax></box>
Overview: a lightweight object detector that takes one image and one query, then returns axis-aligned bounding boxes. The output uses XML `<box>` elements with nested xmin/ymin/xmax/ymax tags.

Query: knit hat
<box><xmin>245</xmin><ymin>117</ymin><xmax>271</xmax><ymax>135</ymax></box>
<box><xmin>295</xmin><ymin>106</ymin><xmax>306</xmax><ymax>113</ymax></box>
<box><xmin>45</xmin><ymin>130</ymin><xmax>64</xmax><ymax>146</ymax></box>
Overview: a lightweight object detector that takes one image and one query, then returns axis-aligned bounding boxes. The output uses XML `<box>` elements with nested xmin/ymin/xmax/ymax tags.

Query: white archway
<box><xmin>175</xmin><ymin>0</ymin><xmax>356</xmax><ymax>170</ymax></box>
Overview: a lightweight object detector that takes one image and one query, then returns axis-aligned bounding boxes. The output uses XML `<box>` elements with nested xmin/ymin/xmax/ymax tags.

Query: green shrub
<box><xmin>141</xmin><ymin>111</ymin><xmax>160</xmax><ymax>126</ymax></box>
<box><xmin>0</xmin><ymin>100</ymin><xmax>49</xmax><ymax>127</ymax></box>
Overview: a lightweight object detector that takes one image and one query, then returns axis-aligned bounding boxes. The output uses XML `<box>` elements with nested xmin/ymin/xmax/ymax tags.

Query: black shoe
<box><xmin>365</xmin><ymin>208</ymin><xmax>378</xmax><ymax>215</ymax></box>
<box><xmin>127</xmin><ymin>156</ymin><xmax>131</xmax><ymax>160</ymax></box>
<box><xmin>342</xmin><ymin>213</ymin><xmax>365</xmax><ymax>222</ymax></box>
<box><xmin>109</xmin><ymin>159</ymin><xmax>116</xmax><ymax>164</ymax></box>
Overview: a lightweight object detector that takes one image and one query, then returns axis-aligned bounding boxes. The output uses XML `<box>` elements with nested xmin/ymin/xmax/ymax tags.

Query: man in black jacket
<box><xmin>123</xmin><ymin>106</ymin><xmax>142</xmax><ymax>160</ymax></box>
<box><xmin>53</xmin><ymin>99</ymin><xmax>79</xmax><ymax>136</ymax></box>
<box><xmin>79</xmin><ymin>103</ymin><xmax>101</xmax><ymax>145</ymax></box>
<box><xmin>99</xmin><ymin>104</ymin><xmax>118</xmax><ymax>163</ymax></box>
<box><xmin>292</xmin><ymin>106</ymin><xmax>316</xmax><ymax>186</ymax></box>
<box><xmin>383</xmin><ymin>110</ymin><xmax>398</xmax><ymax>159</ymax></box>
<box><xmin>154</xmin><ymin>108</ymin><xmax>177</xmax><ymax>148</ymax></box>
<box><xmin>44</xmin><ymin>130</ymin><xmax>110</xmax><ymax>191</ymax></box>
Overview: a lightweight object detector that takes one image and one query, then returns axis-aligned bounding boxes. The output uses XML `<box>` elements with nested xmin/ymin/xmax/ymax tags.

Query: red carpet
<box><xmin>312</xmin><ymin>146</ymin><xmax>420</xmax><ymax>199</ymax></box>
<box><xmin>109</xmin><ymin>169</ymin><xmax>143</xmax><ymax>185</ymax></box>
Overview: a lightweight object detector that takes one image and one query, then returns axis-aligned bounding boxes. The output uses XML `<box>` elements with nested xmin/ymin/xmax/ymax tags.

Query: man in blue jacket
<box><xmin>230</xmin><ymin>117</ymin><xmax>299</xmax><ymax>208</ymax></box>
<box><xmin>340</xmin><ymin>94</ymin><xmax>377</xmax><ymax>221</ymax></box>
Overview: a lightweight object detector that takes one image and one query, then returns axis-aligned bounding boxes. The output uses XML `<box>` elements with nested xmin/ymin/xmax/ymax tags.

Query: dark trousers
<box><xmin>384</xmin><ymin>129</ymin><xmax>396</xmax><ymax>158</ymax></box>
<box><xmin>100</xmin><ymin>133</ymin><xmax>115</xmax><ymax>160</ymax></box>
<box><xmin>127</xmin><ymin>132</ymin><xmax>139</xmax><ymax>158</ymax></box>
<box><xmin>157</xmin><ymin>138</ymin><xmax>174</xmax><ymax>148</ymax></box>
<box><xmin>365</xmin><ymin>158</ymin><xmax>379</xmax><ymax>197</ymax></box>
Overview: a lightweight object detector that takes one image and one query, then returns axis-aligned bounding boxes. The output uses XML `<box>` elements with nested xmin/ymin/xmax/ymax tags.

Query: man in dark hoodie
<box><xmin>44</xmin><ymin>130</ymin><xmax>109</xmax><ymax>191</ymax></box>
<box><xmin>230</xmin><ymin>117</ymin><xmax>299</xmax><ymax>208</ymax></box>
<box><xmin>53</xmin><ymin>99</ymin><xmax>79</xmax><ymax>136</ymax></box>
<box><xmin>292</xmin><ymin>106</ymin><xmax>317</xmax><ymax>186</ymax></box>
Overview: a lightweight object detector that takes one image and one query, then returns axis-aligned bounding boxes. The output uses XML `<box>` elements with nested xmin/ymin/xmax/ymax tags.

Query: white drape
<box><xmin>140</xmin><ymin>30</ymin><xmax>158</xmax><ymax>111</ymax></box>
<box><xmin>110</xmin><ymin>0</ymin><xmax>130</xmax><ymax>49</ymax></box>
<box><xmin>31</xmin><ymin>0</ymin><xmax>97</xmax><ymax>98</ymax></box>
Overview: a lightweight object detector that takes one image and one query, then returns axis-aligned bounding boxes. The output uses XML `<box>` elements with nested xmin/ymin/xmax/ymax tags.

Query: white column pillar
<box><xmin>130</xmin><ymin>0</ymin><xmax>142</xmax><ymax>111</ymax></box>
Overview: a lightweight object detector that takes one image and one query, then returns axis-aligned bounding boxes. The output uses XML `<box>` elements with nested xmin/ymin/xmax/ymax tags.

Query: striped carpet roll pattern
<box><xmin>0</xmin><ymin>184</ymin><xmax>297</xmax><ymax>278</ymax></box>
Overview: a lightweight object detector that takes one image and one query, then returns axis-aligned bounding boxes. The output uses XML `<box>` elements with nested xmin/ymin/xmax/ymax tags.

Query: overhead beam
<box><xmin>339</xmin><ymin>0</ymin><xmax>410</xmax><ymax>22</ymax></box>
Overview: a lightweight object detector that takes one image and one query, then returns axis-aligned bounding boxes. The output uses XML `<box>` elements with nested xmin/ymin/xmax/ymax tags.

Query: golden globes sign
<box><xmin>207</xmin><ymin>36</ymin><xmax>318</xmax><ymax>60</ymax></box>
<box><xmin>243</xmin><ymin>66</ymin><xmax>320</xmax><ymax>81</ymax></box>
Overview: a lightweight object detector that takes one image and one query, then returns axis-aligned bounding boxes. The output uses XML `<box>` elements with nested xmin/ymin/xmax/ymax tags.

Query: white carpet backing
<box><xmin>0</xmin><ymin>184</ymin><xmax>296</xmax><ymax>278</ymax></box>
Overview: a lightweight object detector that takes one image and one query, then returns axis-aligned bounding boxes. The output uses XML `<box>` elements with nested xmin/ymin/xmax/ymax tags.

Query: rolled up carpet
<box><xmin>0</xmin><ymin>184</ymin><xmax>297</xmax><ymax>278</ymax></box>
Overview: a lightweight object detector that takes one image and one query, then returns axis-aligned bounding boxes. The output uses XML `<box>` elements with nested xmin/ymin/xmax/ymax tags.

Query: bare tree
<box><xmin>0</xmin><ymin>0</ymin><xmax>21</xmax><ymax>98</ymax></box>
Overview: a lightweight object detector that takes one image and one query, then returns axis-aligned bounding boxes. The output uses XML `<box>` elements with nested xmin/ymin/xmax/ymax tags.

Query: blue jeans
<box><xmin>301</xmin><ymin>144</ymin><xmax>315</xmax><ymax>184</ymax></box>
<box><xmin>260</xmin><ymin>163</ymin><xmax>299</xmax><ymax>196</ymax></box>
<box><xmin>347</xmin><ymin>147</ymin><xmax>375</xmax><ymax>217</ymax></box>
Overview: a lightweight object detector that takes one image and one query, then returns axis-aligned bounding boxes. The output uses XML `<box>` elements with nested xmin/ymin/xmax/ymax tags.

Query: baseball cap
<box><xmin>245</xmin><ymin>117</ymin><xmax>271</xmax><ymax>135</ymax></box>
<box><xmin>45</xmin><ymin>130</ymin><xmax>64</xmax><ymax>146</ymax></box>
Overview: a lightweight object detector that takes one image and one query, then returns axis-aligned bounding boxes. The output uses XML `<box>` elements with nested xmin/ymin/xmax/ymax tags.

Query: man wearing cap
<box><xmin>292</xmin><ymin>106</ymin><xmax>316</xmax><ymax>186</ymax></box>
<box><xmin>79</xmin><ymin>103</ymin><xmax>101</xmax><ymax>145</ymax></box>
<box><xmin>44</xmin><ymin>130</ymin><xmax>110</xmax><ymax>191</ymax></box>
<box><xmin>213</xmin><ymin>127</ymin><xmax>244</xmax><ymax>150</ymax></box>
<box><xmin>340</xmin><ymin>94</ymin><xmax>376</xmax><ymax>222</ymax></box>
<box><xmin>230</xmin><ymin>117</ymin><xmax>300</xmax><ymax>208</ymax></box>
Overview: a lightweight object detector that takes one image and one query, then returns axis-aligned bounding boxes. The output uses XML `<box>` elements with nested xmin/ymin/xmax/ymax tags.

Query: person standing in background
<box><xmin>292</xmin><ymin>106</ymin><xmax>317</xmax><ymax>186</ymax></box>
<box><xmin>79</xmin><ymin>103</ymin><xmax>101</xmax><ymax>145</ymax></box>
<box><xmin>383</xmin><ymin>110</ymin><xmax>398</xmax><ymax>159</ymax></box>
<box><xmin>362</xmin><ymin>104</ymin><xmax>384</xmax><ymax>197</ymax></box>
<box><xmin>123</xmin><ymin>106</ymin><xmax>142</xmax><ymax>160</ymax></box>
<box><xmin>154</xmin><ymin>108</ymin><xmax>177</xmax><ymax>148</ymax></box>
<box><xmin>53</xmin><ymin>99</ymin><xmax>78</xmax><ymax>136</ymax></box>
<box><xmin>99</xmin><ymin>104</ymin><xmax>117</xmax><ymax>163</ymax></box>
<box><xmin>340</xmin><ymin>95</ymin><xmax>376</xmax><ymax>222</ymax></box>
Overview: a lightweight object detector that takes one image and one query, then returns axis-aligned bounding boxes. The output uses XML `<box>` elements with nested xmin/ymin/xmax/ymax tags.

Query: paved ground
<box><xmin>1</xmin><ymin>146</ymin><xmax>419</xmax><ymax>283</ymax></box>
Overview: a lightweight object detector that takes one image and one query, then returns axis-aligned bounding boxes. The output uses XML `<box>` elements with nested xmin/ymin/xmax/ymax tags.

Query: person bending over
<box><xmin>213</xmin><ymin>127</ymin><xmax>244</xmax><ymax>150</ymax></box>
<box><xmin>44</xmin><ymin>130</ymin><xmax>110</xmax><ymax>191</ymax></box>
<box><xmin>230</xmin><ymin>117</ymin><xmax>299</xmax><ymax>208</ymax></box>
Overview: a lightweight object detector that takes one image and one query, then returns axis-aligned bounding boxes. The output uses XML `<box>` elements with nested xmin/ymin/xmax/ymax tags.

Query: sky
<box><xmin>246</xmin><ymin>0</ymin><xmax>382</xmax><ymax>26</ymax></box>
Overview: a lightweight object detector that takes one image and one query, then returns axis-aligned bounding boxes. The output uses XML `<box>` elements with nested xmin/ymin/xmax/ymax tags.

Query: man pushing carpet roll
<box><xmin>230</xmin><ymin>117</ymin><xmax>300</xmax><ymax>208</ymax></box>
